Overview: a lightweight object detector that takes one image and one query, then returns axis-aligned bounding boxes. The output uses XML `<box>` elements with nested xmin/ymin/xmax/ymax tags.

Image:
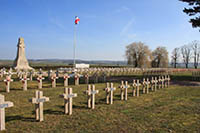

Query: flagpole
<box><xmin>73</xmin><ymin>24</ymin><xmax>76</xmax><ymax>68</ymax></box>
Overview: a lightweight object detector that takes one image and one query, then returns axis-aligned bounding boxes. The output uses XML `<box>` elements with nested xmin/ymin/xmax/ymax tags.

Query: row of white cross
<box><xmin>2</xmin><ymin>73</ymin><xmax>170</xmax><ymax>94</ymax></box>
<box><xmin>0</xmin><ymin>75</ymin><xmax>170</xmax><ymax>130</ymax></box>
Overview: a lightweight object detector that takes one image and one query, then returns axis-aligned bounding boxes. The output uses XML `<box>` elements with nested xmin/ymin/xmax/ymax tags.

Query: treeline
<box><xmin>125</xmin><ymin>42</ymin><xmax>168</xmax><ymax>68</ymax></box>
<box><xmin>125</xmin><ymin>41</ymin><xmax>200</xmax><ymax>69</ymax></box>
<box><xmin>171</xmin><ymin>40</ymin><xmax>200</xmax><ymax>69</ymax></box>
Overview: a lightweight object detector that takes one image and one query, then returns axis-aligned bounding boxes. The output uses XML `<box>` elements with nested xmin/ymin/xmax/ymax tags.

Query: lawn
<box><xmin>0</xmin><ymin>77</ymin><xmax>200</xmax><ymax>132</ymax></box>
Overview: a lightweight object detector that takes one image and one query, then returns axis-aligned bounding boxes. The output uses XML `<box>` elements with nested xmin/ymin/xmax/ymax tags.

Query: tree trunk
<box><xmin>186</xmin><ymin>64</ymin><xmax>188</xmax><ymax>68</ymax></box>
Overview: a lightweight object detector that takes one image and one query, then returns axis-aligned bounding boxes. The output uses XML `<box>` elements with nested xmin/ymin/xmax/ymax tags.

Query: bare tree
<box><xmin>125</xmin><ymin>42</ymin><xmax>152</xmax><ymax>68</ymax></box>
<box><xmin>181</xmin><ymin>45</ymin><xmax>192</xmax><ymax>68</ymax></box>
<box><xmin>152</xmin><ymin>47</ymin><xmax>169</xmax><ymax>68</ymax></box>
<box><xmin>191</xmin><ymin>40</ymin><xmax>200</xmax><ymax>69</ymax></box>
<box><xmin>171</xmin><ymin>48</ymin><xmax>180</xmax><ymax>68</ymax></box>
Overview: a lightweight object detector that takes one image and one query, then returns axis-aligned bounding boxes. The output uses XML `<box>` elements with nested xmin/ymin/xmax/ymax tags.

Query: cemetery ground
<box><xmin>0</xmin><ymin>75</ymin><xmax>200</xmax><ymax>132</ymax></box>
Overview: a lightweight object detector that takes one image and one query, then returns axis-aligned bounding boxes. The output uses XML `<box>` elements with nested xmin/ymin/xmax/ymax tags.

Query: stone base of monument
<box><xmin>13</xmin><ymin>37</ymin><xmax>33</xmax><ymax>71</ymax></box>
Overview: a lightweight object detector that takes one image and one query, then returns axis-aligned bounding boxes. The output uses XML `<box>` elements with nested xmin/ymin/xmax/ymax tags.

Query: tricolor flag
<box><xmin>75</xmin><ymin>16</ymin><xmax>80</xmax><ymax>25</ymax></box>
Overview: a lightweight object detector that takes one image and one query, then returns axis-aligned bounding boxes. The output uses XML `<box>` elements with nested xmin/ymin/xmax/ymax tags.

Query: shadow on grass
<box><xmin>44</xmin><ymin>109</ymin><xmax>64</xmax><ymax>115</ymax></box>
<box><xmin>73</xmin><ymin>105</ymin><xmax>87</xmax><ymax>109</ymax></box>
<box><xmin>6</xmin><ymin>115</ymin><xmax>35</xmax><ymax>122</ymax></box>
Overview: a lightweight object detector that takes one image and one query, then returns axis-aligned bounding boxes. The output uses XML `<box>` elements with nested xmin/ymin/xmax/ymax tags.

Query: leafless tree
<box><xmin>171</xmin><ymin>48</ymin><xmax>180</xmax><ymax>68</ymax></box>
<box><xmin>125</xmin><ymin>42</ymin><xmax>152</xmax><ymax>68</ymax></box>
<box><xmin>191</xmin><ymin>40</ymin><xmax>200</xmax><ymax>69</ymax></box>
<box><xmin>152</xmin><ymin>47</ymin><xmax>169</xmax><ymax>68</ymax></box>
<box><xmin>181</xmin><ymin>45</ymin><xmax>192</xmax><ymax>68</ymax></box>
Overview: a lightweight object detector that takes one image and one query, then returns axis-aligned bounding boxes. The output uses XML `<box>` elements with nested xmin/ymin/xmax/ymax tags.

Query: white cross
<box><xmin>60</xmin><ymin>88</ymin><xmax>77</xmax><ymax>115</ymax></box>
<box><xmin>30</xmin><ymin>91</ymin><xmax>49</xmax><ymax>122</ymax></box>
<box><xmin>4</xmin><ymin>76</ymin><xmax>13</xmax><ymax>93</ymax></box>
<box><xmin>86</xmin><ymin>85</ymin><xmax>99</xmax><ymax>109</ymax></box>
<box><xmin>0</xmin><ymin>94</ymin><xmax>14</xmax><ymax>130</ymax></box>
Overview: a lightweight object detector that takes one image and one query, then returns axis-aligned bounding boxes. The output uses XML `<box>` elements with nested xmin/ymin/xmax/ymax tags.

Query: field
<box><xmin>0</xmin><ymin>74</ymin><xmax>200</xmax><ymax>133</ymax></box>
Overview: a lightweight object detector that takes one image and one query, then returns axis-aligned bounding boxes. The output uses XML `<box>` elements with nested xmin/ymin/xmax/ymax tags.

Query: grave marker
<box><xmin>104</xmin><ymin>83</ymin><xmax>116</xmax><ymax>104</ymax></box>
<box><xmin>29</xmin><ymin>71</ymin><xmax>34</xmax><ymax>81</ymax></box>
<box><xmin>30</xmin><ymin>90</ymin><xmax>49</xmax><ymax>122</ymax></box>
<box><xmin>158</xmin><ymin>76</ymin><xmax>162</xmax><ymax>89</ymax></box>
<box><xmin>21</xmin><ymin>75</ymin><xmax>30</xmax><ymax>91</ymax></box>
<box><xmin>146</xmin><ymin>78</ymin><xmax>150</xmax><ymax>94</ymax></box>
<box><xmin>154</xmin><ymin>77</ymin><xmax>158</xmax><ymax>91</ymax></box>
<box><xmin>60</xmin><ymin>88</ymin><xmax>77</xmax><ymax>115</ymax></box>
<box><xmin>51</xmin><ymin>73</ymin><xmax>58</xmax><ymax>88</ymax></box>
<box><xmin>136</xmin><ymin>80</ymin><xmax>141</xmax><ymax>97</ymax></box>
<box><xmin>167</xmin><ymin>75</ymin><xmax>170</xmax><ymax>87</ymax></box>
<box><xmin>151</xmin><ymin>77</ymin><xmax>155</xmax><ymax>91</ymax></box>
<box><xmin>124</xmin><ymin>81</ymin><xmax>129</xmax><ymax>100</ymax></box>
<box><xmin>0</xmin><ymin>94</ymin><xmax>13</xmax><ymax>131</ymax></box>
<box><xmin>37</xmin><ymin>75</ymin><xmax>45</xmax><ymax>89</ymax></box>
<box><xmin>132</xmin><ymin>80</ymin><xmax>137</xmax><ymax>96</ymax></box>
<box><xmin>63</xmin><ymin>74</ymin><xmax>70</xmax><ymax>87</ymax></box>
<box><xmin>74</xmin><ymin>74</ymin><xmax>80</xmax><ymax>85</ymax></box>
<box><xmin>85</xmin><ymin>85</ymin><xmax>99</xmax><ymax>109</ymax></box>
<box><xmin>4</xmin><ymin>76</ymin><xmax>13</xmax><ymax>93</ymax></box>
<box><xmin>119</xmin><ymin>81</ymin><xmax>124</xmax><ymax>100</ymax></box>
<box><xmin>84</xmin><ymin>74</ymin><xmax>89</xmax><ymax>84</ymax></box>
<box><xmin>161</xmin><ymin>76</ymin><xmax>164</xmax><ymax>88</ymax></box>
<box><xmin>142</xmin><ymin>78</ymin><xmax>147</xmax><ymax>94</ymax></box>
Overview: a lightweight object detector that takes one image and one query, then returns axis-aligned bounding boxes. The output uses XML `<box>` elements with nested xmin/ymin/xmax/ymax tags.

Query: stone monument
<box><xmin>13</xmin><ymin>37</ymin><xmax>33</xmax><ymax>70</ymax></box>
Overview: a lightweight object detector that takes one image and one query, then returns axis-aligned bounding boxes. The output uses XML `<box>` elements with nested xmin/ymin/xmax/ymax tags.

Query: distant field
<box><xmin>0</xmin><ymin>76</ymin><xmax>199</xmax><ymax>132</ymax></box>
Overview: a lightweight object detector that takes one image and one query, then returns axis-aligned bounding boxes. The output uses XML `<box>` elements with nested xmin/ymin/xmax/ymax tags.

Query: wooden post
<box><xmin>37</xmin><ymin>75</ymin><xmax>45</xmax><ymax>89</ymax></box>
<box><xmin>142</xmin><ymin>78</ymin><xmax>146</xmax><ymax>94</ymax></box>
<box><xmin>51</xmin><ymin>74</ymin><xmax>58</xmax><ymax>88</ymax></box>
<box><xmin>30</xmin><ymin>71</ymin><xmax>33</xmax><ymax>81</ymax></box>
<box><xmin>158</xmin><ymin>76</ymin><xmax>161</xmax><ymax>89</ymax></box>
<box><xmin>30</xmin><ymin>90</ymin><xmax>49</xmax><ymax>122</ymax></box>
<box><xmin>164</xmin><ymin>75</ymin><xmax>167</xmax><ymax>88</ymax></box>
<box><xmin>104</xmin><ymin>82</ymin><xmax>116</xmax><ymax>104</ymax></box>
<box><xmin>132</xmin><ymin>80</ymin><xmax>137</xmax><ymax>96</ymax></box>
<box><xmin>119</xmin><ymin>81</ymin><xmax>124</xmax><ymax>100</ymax></box>
<box><xmin>21</xmin><ymin>75</ymin><xmax>30</xmax><ymax>91</ymax></box>
<box><xmin>4</xmin><ymin>76</ymin><xmax>13</xmax><ymax>93</ymax></box>
<box><xmin>110</xmin><ymin>83</ymin><xmax>116</xmax><ymax>104</ymax></box>
<box><xmin>74</xmin><ymin>74</ymin><xmax>80</xmax><ymax>85</ymax></box>
<box><xmin>0</xmin><ymin>94</ymin><xmax>14</xmax><ymax>131</ymax></box>
<box><xmin>146</xmin><ymin>78</ymin><xmax>150</xmax><ymax>94</ymax></box>
<box><xmin>84</xmin><ymin>74</ymin><xmax>89</xmax><ymax>84</ymax></box>
<box><xmin>136</xmin><ymin>80</ymin><xmax>141</xmax><ymax>97</ymax></box>
<box><xmin>124</xmin><ymin>81</ymin><xmax>129</xmax><ymax>101</ymax></box>
<box><xmin>105</xmin><ymin>83</ymin><xmax>110</xmax><ymax>104</ymax></box>
<box><xmin>154</xmin><ymin>77</ymin><xmax>158</xmax><ymax>91</ymax></box>
<box><xmin>151</xmin><ymin>77</ymin><xmax>155</xmax><ymax>91</ymax></box>
<box><xmin>60</xmin><ymin>88</ymin><xmax>77</xmax><ymax>115</ymax></box>
<box><xmin>86</xmin><ymin>85</ymin><xmax>99</xmax><ymax>109</ymax></box>
<box><xmin>161</xmin><ymin>76</ymin><xmax>164</xmax><ymax>88</ymax></box>
<box><xmin>63</xmin><ymin>74</ymin><xmax>70</xmax><ymax>87</ymax></box>
<box><xmin>167</xmin><ymin>75</ymin><xmax>170</xmax><ymax>87</ymax></box>
<box><xmin>86</xmin><ymin>85</ymin><xmax>91</xmax><ymax>108</ymax></box>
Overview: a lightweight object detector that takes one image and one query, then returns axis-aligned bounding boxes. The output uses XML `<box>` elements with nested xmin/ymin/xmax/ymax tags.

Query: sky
<box><xmin>0</xmin><ymin>0</ymin><xmax>199</xmax><ymax>61</ymax></box>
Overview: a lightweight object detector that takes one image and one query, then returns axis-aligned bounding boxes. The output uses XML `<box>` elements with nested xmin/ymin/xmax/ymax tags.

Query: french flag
<box><xmin>75</xmin><ymin>16</ymin><xmax>80</xmax><ymax>25</ymax></box>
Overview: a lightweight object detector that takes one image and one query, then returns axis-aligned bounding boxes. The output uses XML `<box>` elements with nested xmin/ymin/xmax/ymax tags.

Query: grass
<box><xmin>0</xmin><ymin>76</ymin><xmax>199</xmax><ymax>132</ymax></box>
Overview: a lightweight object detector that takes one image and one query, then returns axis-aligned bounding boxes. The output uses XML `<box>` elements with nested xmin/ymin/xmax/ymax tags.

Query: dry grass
<box><xmin>0</xmin><ymin>77</ymin><xmax>199</xmax><ymax>132</ymax></box>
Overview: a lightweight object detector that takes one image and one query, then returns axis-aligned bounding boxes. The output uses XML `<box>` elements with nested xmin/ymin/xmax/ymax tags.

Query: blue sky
<box><xmin>0</xmin><ymin>0</ymin><xmax>199</xmax><ymax>61</ymax></box>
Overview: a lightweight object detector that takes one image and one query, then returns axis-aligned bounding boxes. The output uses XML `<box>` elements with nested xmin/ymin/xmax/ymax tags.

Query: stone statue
<box><xmin>13</xmin><ymin>37</ymin><xmax>33</xmax><ymax>70</ymax></box>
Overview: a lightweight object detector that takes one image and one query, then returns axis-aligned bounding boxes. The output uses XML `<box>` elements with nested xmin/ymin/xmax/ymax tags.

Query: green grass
<box><xmin>0</xmin><ymin>78</ymin><xmax>199</xmax><ymax>132</ymax></box>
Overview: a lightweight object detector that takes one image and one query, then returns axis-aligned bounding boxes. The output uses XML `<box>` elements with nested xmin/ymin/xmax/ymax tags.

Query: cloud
<box><xmin>83</xmin><ymin>14</ymin><xmax>97</xmax><ymax>19</ymax></box>
<box><xmin>49</xmin><ymin>17</ymin><xmax>65</xmax><ymax>30</ymax></box>
<box><xmin>120</xmin><ymin>18</ymin><xmax>135</xmax><ymax>36</ymax></box>
<box><xmin>115</xmin><ymin>6</ymin><xmax>130</xmax><ymax>13</ymax></box>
